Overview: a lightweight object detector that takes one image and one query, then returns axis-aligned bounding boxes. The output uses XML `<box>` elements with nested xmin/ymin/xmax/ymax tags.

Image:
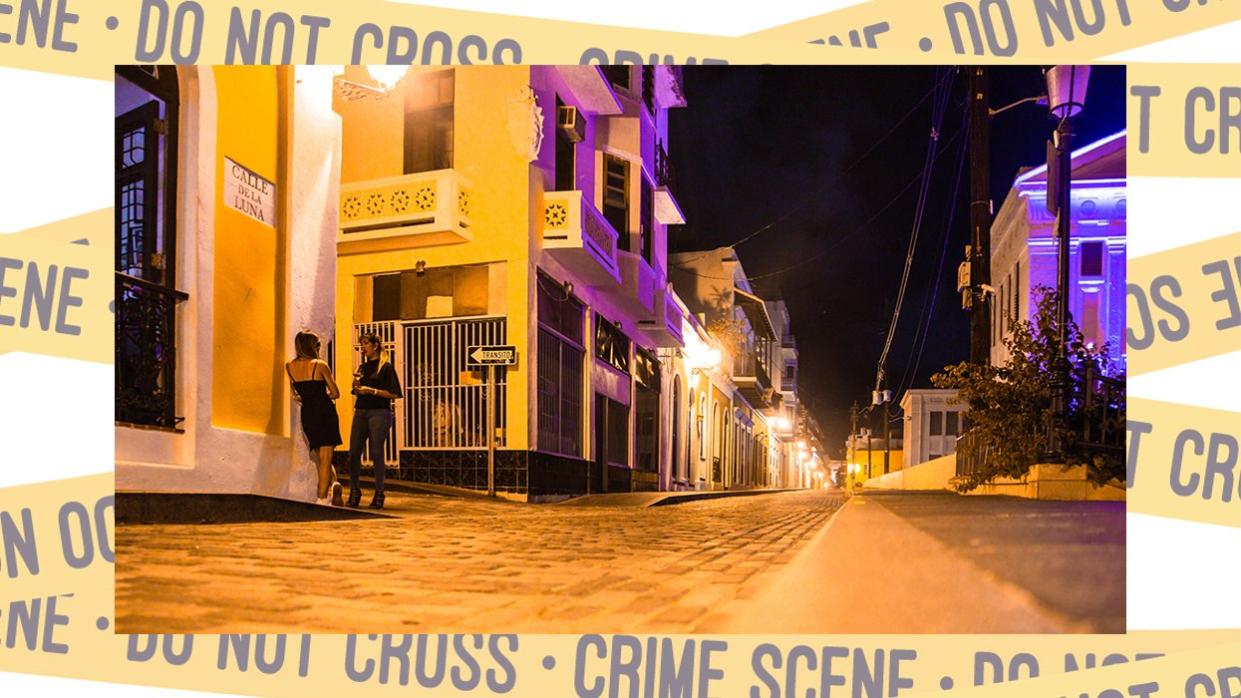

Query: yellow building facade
<box><xmin>331</xmin><ymin>66</ymin><xmax>692</xmax><ymax>497</ymax></box>
<box><xmin>115</xmin><ymin>65</ymin><xmax>341</xmax><ymax>500</ymax></box>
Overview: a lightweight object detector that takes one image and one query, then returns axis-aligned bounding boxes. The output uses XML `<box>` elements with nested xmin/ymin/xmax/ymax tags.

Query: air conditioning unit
<box><xmin>558</xmin><ymin>106</ymin><xmax>585</xmax><ymax>144</ymax></box>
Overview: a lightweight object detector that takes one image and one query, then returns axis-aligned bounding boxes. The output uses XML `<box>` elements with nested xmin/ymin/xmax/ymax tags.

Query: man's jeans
<box><xmin>349</xmin><ymin>408</ymin><xmax>391</xmax><ymax>494</ymax></box>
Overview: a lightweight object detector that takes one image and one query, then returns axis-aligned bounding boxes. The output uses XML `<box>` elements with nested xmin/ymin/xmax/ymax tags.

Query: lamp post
<box><xmin>1045</xmin><ymin>65</ymin><xmax>1090</xmax><ymax>455</ymax></box>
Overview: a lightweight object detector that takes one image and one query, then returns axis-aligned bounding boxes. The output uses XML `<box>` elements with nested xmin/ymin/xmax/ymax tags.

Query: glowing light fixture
<box><xmin>1045</xmin><ymin>65</ymin><xmax>1090</xmax><ymax>120</ymax></box>
<box><xmin>367</xmin><ymin>65</ymin><xmax>410</xmax><ymax>91</ymax></box>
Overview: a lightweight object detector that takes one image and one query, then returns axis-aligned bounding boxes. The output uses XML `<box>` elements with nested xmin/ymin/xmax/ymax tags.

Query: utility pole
<box><xmin>966</xmin><ymin>66</ymin><xmax>992</xmax><ymax>365</ymax></box>
<box><xmin>1049</xmin><ymin>107</ymin><xmax>1074</xmax><ymax>456</ymax></box>
<box><xmin>883</xmin><ymin>401</ymin><xmax>891</xmax><ymax>475</ymax></box>
<box><xmin>865</xmin><ymin>409</ymin><xmax>873</xmax><ymax>480</ymax></box>
<box><xmin>849</xmin><ymin>401</ymin><xmax>859</xmax><ymax>489</ymax></box>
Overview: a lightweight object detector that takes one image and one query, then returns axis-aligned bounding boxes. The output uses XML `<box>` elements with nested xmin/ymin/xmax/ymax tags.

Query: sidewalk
<box><xmin>720</xmin><ymin>490</ymin><xmax>1125</xmax><ymax>633</ymax></box>
<box><xmin>557</xmin><ymin>488</ymin><xmax>802</xmax><ymax>508</ymax></box>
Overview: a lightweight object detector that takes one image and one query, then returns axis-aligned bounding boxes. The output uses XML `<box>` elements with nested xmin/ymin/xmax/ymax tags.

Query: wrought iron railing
<box><xmin>641</xmin><ymin>66</ymin><xmax>655</xmax><ymax>115</ymax></box>
<box><xmin>1080</xmin><ymin>365</ymin><xmax>1125</xmax><ymax>453</ymax></box>
<box><xmin>115</xmin><ymin>273</ymin><xmax>188</xmax><ymax>428</ymax></box>
<box><xmin>655</xmin><ymin>141</ymin><xmax>675</xmax><ymax>191</ymax></box>
<box><xmin>732</xmin><ymin>353</ymin><xmax>772</xmax><ymax>391</ymax></box>
<box><xmin>954</xmin><ymin>428</ymin><xmax>988</xmax><ymax>479</ymax></box>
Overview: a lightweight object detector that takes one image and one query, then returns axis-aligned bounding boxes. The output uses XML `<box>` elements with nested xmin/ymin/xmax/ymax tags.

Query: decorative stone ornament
<box><xmin>508</xmin><ymin>86</ymin><xmax>544</xmax><ymax>162</ymax></box>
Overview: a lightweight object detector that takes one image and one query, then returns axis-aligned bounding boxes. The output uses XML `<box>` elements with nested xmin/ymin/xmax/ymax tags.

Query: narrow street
<box><xmin>116</xmin><ymin>488</ymin><xmax>1124</xmax><ymax>634</ymax></box>
<box><xmin>116</xmin><ymin>490</ymin><xmax>846</xmax><ymax>634</ymax></box>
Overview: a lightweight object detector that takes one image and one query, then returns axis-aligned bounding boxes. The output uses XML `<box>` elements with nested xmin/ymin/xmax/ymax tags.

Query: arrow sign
<box><xmin>467</xmin><ymin>345</ymin><xmax>518</xmax><ymax>367</ymax></box>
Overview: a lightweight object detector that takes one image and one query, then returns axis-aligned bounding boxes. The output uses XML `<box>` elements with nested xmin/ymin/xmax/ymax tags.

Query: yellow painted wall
<box><xmin>211</xmin><ymin>66</ymin><xmax>286</xmax><ymax>435</ymax></box>
<box><xmin>334</xmin><ymin>66</ymin><xmax>534</xmax><ymax>450</ymax></box>
<box><xmin>851</xmin><ymin>448</ymin><xmax>904</xmax><ymax>481</ymax></box>
<box><xmin>866</xmin><ymin>453</ymin><xmax>953</xmax><ymax>491</ymax></box>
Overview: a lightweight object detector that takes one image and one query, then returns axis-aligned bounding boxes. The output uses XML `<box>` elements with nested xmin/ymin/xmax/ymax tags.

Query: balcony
<box><xmin>733</xmin><ymin>353</ymin><xmax>776</xmax><ymax>409</ymax></box>
<box><xmin>653</xmin><ymin>142</ymin><xmax>686</xmax><ymax>225</ymax></box>
<box><xmin>615</xmin><ymin>250</ymin><xmax>657</xmax><ymax>316</ymax></box>
<box><xmin>339</xmin><ymin>169</ymin><xmax>472</xmax><ymax>248</ymax></box>
<box><xmin>637</xmin><ymin>287</ymin><xmax>685</xmax><ymax>348</ymax></box>
<box><xmin>542</xmin><ymin>190</ymin><xmax>621</xmax><ymax>286</ymax></box>
<box><xmin>116</xmin><ymin>273</ymin><xmax>188</xmax><ymax>429</ymax></box>
<box><xmin>554</xmin><ymin>67</ymin><xmax>623</xmax><ymax>115</ymax></box>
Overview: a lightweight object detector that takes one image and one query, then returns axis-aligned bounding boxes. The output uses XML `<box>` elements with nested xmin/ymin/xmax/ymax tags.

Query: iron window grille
<box><xmin>115</xmin><ymin>65</ymin><xmax>186</xmax><ymax>429</ymax></box>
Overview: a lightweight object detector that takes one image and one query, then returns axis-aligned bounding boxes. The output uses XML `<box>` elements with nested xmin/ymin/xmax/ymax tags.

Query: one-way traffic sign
<box><xmin>467</xmin><ymin>345</ymin><xmax>517</xmax><ymax>367</ymax></box>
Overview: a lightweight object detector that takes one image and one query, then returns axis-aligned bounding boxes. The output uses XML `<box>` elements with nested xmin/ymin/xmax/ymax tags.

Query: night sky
<box><xmin>667</xmin><ymin>66</ymin><xmax>1126</xmax><ymax>454</ymax></box>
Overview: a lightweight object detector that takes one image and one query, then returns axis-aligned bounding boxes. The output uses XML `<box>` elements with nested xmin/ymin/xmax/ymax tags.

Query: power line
<box><xmin>874</xmin><ymin>67</ymin><xmax>958</xmax><ymax>391</ymax></box>
<box><xmin>669</xmin><ymin>120</ymin><xmax>967</xmax><ymax>284</ymax></box>
<box><xmin>672</xmin><ymin>75</ymin><xmax>949</xmax><ymax>266</ymax></box>
<box><xmin>895</xmin><ymin>99</ymin><xmax>970</xmax><ymax>398</ymax></box>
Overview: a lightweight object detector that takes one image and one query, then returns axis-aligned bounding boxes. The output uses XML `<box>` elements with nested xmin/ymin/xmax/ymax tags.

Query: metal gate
<box><xmin>402</xmin><ymin>316</ymin><xmax>507</xmax><ymax>449</ymax></box>
<box><xmin>352</xmin><ymin>317</ymin><xmax>508</xmax><ymax>465</ymax></box>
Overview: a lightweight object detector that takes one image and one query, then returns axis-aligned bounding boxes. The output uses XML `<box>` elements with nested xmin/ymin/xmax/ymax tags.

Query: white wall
<box><xmin>116</xmin><ymin>67</ymin><xmax>343</xmax><ymax>501</ymax></box>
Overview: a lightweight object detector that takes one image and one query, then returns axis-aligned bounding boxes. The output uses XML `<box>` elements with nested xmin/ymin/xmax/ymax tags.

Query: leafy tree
<box><xmin>932</xmin><ymin>286</ymin><xmax>1125</xmax><ymax>491</ymax></box>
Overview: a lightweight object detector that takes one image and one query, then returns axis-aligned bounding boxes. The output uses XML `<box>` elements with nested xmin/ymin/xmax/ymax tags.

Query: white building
<box><xmin>900</xmin><ymin>388</ymin><xmax>966</xmax><ymax>468</ymax></box>
<box><xmin>989</xmin><ymin>131</ymin><xmax>1126</xmax><ymax>371</ymax></box>
<box><xmin>115</xmin><ymin>66</ymin><xmax>341</xmax><ymax>502</ymax></box>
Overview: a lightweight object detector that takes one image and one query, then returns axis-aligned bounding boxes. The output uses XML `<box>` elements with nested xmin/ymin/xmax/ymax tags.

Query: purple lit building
<box><xmin>989</xmin><ymin>131</ymin><xmax>1126</xmax><ymax>373</ymax></box>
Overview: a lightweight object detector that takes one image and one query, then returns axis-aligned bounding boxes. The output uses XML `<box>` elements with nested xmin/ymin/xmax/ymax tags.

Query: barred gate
<box><xmin>402</xmin><ymin>317</ymin><xmax>507</xmax><ymax>449</ymax></box>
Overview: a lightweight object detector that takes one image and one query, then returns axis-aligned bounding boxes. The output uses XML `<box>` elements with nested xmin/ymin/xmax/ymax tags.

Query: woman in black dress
<box><xmin>286</xmin><ymin>331</ymin><xmax>343</xmax><ymax>505</ymax></box>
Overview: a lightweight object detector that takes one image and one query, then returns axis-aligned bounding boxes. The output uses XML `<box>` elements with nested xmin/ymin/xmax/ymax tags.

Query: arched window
<box><xmin>115</xmin><ymin>66</ymin><xmax>188</xmax><ymax>429</ymax></box>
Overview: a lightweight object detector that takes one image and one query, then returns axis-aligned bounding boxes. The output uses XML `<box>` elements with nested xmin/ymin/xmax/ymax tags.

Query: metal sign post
<box><xmin>487</xmin><ymin>364</ymin><xmax>496</xmax><ymax>497</ymax></box>
<box><xmin>466</xmin><ymin>345</ymin><xmax>518</xmax><ymax>497</ymax></box>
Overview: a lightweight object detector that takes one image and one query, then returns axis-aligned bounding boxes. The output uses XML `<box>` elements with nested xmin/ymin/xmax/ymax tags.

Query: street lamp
<box><xmin>1045</xmin><ymin>65</ymin><xmax>1090</xmax><ymax>456</ymax></box>
<box><xmin>1046</xmin><ymin>66</ymin><xmax>1090</xmax><ymax>120</ymax></box>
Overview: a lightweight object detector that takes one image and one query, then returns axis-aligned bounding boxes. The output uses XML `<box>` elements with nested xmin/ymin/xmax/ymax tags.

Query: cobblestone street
<box><xmin>116</xmin><ymin>490</ymin><xmax>846</xmax><ymax>634</ymax></box>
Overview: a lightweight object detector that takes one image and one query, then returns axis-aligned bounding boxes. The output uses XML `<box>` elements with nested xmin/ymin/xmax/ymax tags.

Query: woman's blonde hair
<box><xmin>294</xmin><ymin>330</ymin><xmax>320</xmax><ymax>359</ymax></box>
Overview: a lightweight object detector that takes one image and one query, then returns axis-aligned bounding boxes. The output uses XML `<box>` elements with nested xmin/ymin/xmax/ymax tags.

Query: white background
<box><xmin>1</xmin><ymin>1</ymin><xmax>1239</xmax><ymax>693</ymax></box>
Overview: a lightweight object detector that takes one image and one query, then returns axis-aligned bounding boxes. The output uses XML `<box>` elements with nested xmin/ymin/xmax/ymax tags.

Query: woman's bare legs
<box><xmin>316</xmin><ymin>446</ymin><xmax>334</xmax><ymax>499</ymax></box>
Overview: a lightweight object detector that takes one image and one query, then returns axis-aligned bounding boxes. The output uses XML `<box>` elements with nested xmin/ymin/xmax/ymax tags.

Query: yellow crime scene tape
<box><xmin>1</xmin><ymin>0</ymin><xmax>1239</xmax><ymax>695</ymax></box>
<box><xmin>0</xmin><ymin>471</ymin><xmax>1236</xmax><ymax>694</ymax></box>
<box><xmin>0</xmin><ymin>0</ymin><xmax>1236</xmax><ymax>79</ymax></box>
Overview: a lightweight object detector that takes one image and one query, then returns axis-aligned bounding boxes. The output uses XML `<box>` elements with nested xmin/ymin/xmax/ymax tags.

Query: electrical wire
<box><xmin>894</xmin><ymin>99</ymin><xmax>970</xmax><ymax>399</ymax></box>
<box><xmin>874</xmin><ymin>67</ymin><xmax>957</xmax><ymax>392</ymax></box>
<box><xmin>671</xmin><ymin>75</ymin><xmax>949</xmax><ymax>266</ymax></box>
<box><xmin>668</xmin><ymin>121</ymin><xmax>967</xmax><ymax>284</ymax></box>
